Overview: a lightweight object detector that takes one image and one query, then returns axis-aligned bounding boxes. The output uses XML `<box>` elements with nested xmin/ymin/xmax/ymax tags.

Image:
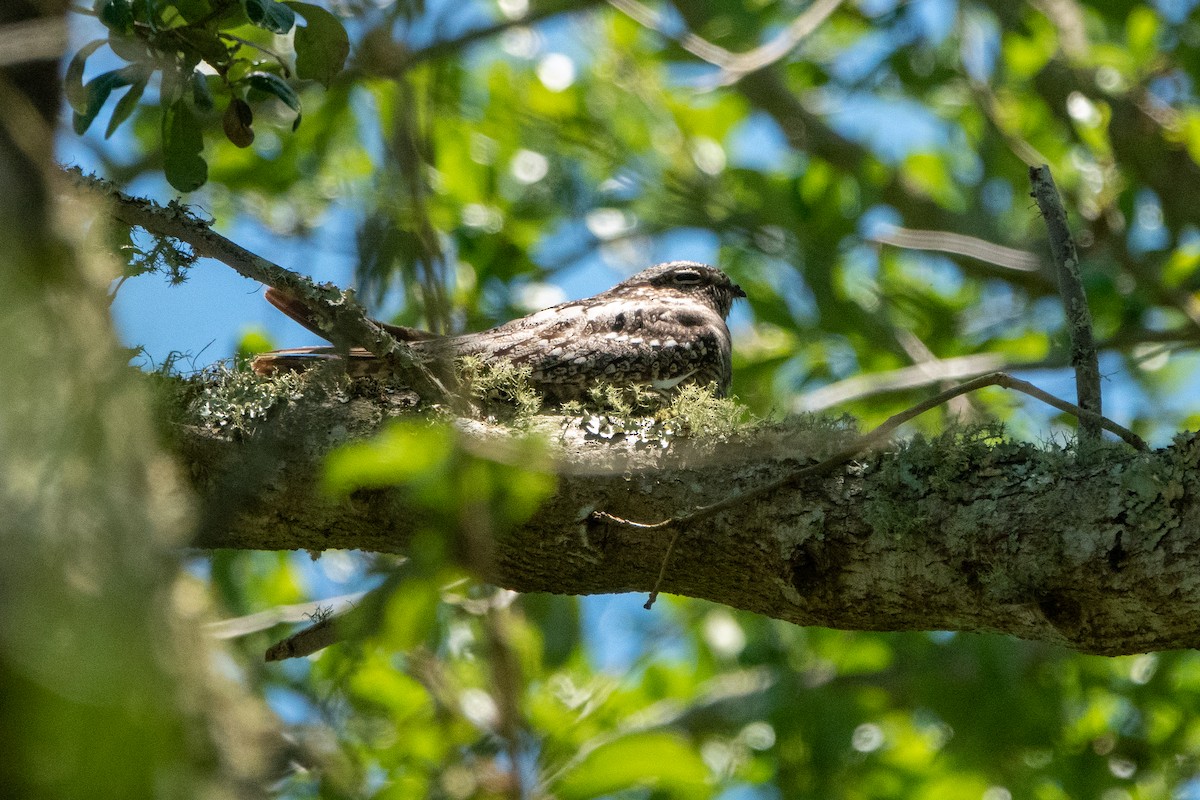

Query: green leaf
<box><xmin>173</xmin><ymin>0</ymin><xmax>216</xmax><ymax>24</ymax></box>
<box><xmin>73</xmin><ymin>68</ymin><xmax>134</xmax><ymax>135</ymax></box>
<box><xmin>107</xmin><ymin>32</ymin><xmax>150</xmax><ymax>63</ymax></box>
<box><xmin>65</xmin><ymin>40</ymin><xmax>105</xmax><ymax>115</ymax></box>
<box><xmin>246</xmin><ymin>71</ymin><xmax>302</xmax><ymax>129</ymax></box>
<box><xmin>105</xmin><ymin>71</ymin><xmax>149</xmax><ymax>138</ymax></box>
<box><xmin>241</xmin><ymin>0</ymin><xmax>295</xmax><ymax>34</ymax></box>
<box><xmin>96</xmin><ymin>0</ymin><xmax>133</xmax><ymax>32</ymax></box>
<box><xmin>285</xmin><ymin>1</ymin><xmax>350</xmax><ymax>87</ymax></box>
<box><xmin>323</xmin><ymin>422</ymin><xmax>454</xmax><ymax>495</ymax></box>
<box><xmin>191</xmin><ymin>71</ymin><xmax>214</xmax><ymax>112</ymax></box>
<box><xmin>247</xmin><ymin>71</ymin><xmax>300</xmax><ymax>111</ymax></box>
<box><xmin>162</xmin><ymin>98</ymin><xmax>207</xmax><ymax>192</ymax></box>
<box><xmin>175</xmin><ymin>26</ymin><xmax>234</xmax><ymax>69</ymax></box>
<box><xmin>553</xmin><ymin>732</ymin><xmax>712</xmax><ymax>800</ymax></box>
<box><xmin>1126</xmin><ymin>6</ymin><xmax>1159</xmax><ymax>67</ymax></box>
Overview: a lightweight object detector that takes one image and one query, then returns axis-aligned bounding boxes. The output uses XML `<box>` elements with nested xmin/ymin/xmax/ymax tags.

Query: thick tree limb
<box><xmin>182</xmin><ymin>379</ymin><xmax>1199</xmax><ymax>657</ymax></box>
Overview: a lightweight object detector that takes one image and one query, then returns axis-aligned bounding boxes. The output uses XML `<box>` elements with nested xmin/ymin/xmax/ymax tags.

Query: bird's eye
<box><xmin>671</xmin><ymin>269</ymin><xmax>704</xmax><ymax>285</ymax></box>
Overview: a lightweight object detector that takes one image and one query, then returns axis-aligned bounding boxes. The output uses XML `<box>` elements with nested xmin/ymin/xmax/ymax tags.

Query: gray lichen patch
<box><xmin>158</xmin><ymin>361</ymin><xmax>355</xmax><ymax>438</ymax></box>
<box><xmin>455</xmin><ymin>355</ymin><xmax>543</xmax><ymax>419</ymax></box>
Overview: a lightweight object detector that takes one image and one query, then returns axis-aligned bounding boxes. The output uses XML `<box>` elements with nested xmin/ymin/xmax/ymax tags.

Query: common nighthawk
<box><xmin>252</xmin><ymin>261</ymin><xmax>745</xmax><ymax>402</ymax></box>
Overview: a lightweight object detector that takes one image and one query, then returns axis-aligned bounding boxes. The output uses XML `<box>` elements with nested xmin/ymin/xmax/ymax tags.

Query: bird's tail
<box><xmin>250</xmin><ymin>346</ymin><xmax>382</xmax><ymax>377</ymax></box>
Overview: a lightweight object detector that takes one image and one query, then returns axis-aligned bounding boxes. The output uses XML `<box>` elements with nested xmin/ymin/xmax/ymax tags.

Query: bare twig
<box><xmin>595</xmin><ymin>371</ymin><xmax>1146</xmax><ymax>607</ymax></box>
<box><xmin>206</xmin><ymin>591</ymin><xmax>367</xmax><ymax>639</ymax></box>
<box><xmin>1029</xmin><ymin>164</ymin><xmax>1102</xmax><ymax>441</ymax></box>
<box><xmin>264</xmin><ymin>616</ymin><xmax>341</xmax><ymax>661</ymax></box>
<box><xmin>701</xmin><ymin>0</ymin><xmax>845</xmax><ymax>88</ymax></box>
<box><xmin>608</xmin><ymin>0</ymin><xmax>844</xmax><ymax>89</ymax></box>
<box><xmin>794</xmin><ymin>353</ymin><xmax>1010</xmax><ymax>411</ymax></box>
<box><xmin>869</xmin><ymin>225</ymin><xmax>1043</xmax><ymax>273</ymax></box>
<box><xmin>66</xmin><ymin>166</ymin><xmax>452</xmax><ymax>402</ymax></box>
<box><xmin>606</xmin><ymin>0</ymin><xmax>732</xmax><ymax>65</ymax></box>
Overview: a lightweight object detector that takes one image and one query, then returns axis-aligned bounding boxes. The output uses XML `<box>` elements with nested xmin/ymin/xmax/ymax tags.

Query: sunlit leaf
<box><xmin>1125</xmin><ymin>6</ymin><xmax>1159</xmax><ymax>69</ymax></box>
<box><xmin>323</xmin><ymin>421</ymin><xmax>454</xmax><ymax>495</ymax></box>
<box><xmin>553</xmin><ymin>732</ymin><xmax>713</xmax><ymax>800</ymax></box>
<box><xmin>162</xmin><ymin>97</ymin><xmax>207</xmax><ymax>192</ymax></box>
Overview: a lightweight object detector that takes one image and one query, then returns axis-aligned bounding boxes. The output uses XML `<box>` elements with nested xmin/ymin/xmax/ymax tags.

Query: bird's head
<box><xmin>618</xmin><ymin>261</ymin><xmax>746</xmax><ymax>318</ymax></box>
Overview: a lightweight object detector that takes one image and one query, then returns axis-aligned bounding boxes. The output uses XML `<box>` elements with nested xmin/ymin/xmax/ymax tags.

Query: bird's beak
<box><xmin>733</xmin><ymin>283</ymin><xmax>747</xmax><ymax>299</ymax></box>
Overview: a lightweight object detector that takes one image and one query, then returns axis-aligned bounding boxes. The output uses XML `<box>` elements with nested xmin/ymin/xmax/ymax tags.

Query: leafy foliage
<box><xmin>61</xmin><ymin>0</ymin><xmax>1200</xmax><ymax>796</ymax></box>
<box><xmin>70</xmin><ymin>0</ymin><xmax>348</xmax><ymax>190</ymax></box>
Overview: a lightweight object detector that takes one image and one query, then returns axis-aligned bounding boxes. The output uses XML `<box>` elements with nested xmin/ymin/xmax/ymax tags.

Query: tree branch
<box><xmin>180</xmin><ymin>376</ymin><xmax>1193</xmax><ymax>656</ymax></box>
<box><xmin>67</xmin><ymin>167</ymin><xmax>452</xmax><ymax>402</ymax></box>
<box><xmin>1029</xmin><ymin>164</ymin><xmax>1102</xmax><ymax>441</ymax></box>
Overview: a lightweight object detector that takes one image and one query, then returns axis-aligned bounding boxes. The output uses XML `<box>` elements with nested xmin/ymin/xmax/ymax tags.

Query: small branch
<box><xmin>1029</xmin><ymin>164</ymin><xmax>1102</xmax><ymax>440</ymax></box>
<box><xmin>606</xmin><ymin>0</ymin><xmax>735</xmax><ymax>65</ymax></box>
<box><xmin>596</xmin><ymin>371</ymin><xmax>1146</xmax><ymax>606</ymax></box>
<box><xmin>264</xmin><ymin>616</ymin><xmax>340</xmax><ymax>661</ymax></box>
<box><xmin>207</xmin><ymin>591</ymin><xmax>367</xmax><ymax>639</ymax></box>
<box><xmin>869</xmin><ymin>225</ymin><xmax>1044</xmax><ymax>274</ymax></box>
<box><xmin>701</xmin><ymin>0</ymin><xmax>845</xmax><ymax>89</ymax></box>
<box><xmin>66</xmin><ymin>166</ymin><xmax>451</xmax><ymax>402</ymax></box>
<box><xmin>259</xmin><ymin>585</ymin><xmax>390</xmax><ymax>661</ymax></box>
<box><xmin>608</xmin><ymin>0</ymin><xmax>844</xmax><ymax>89</ymax></box>
<box><xmin>642</xmin><ymin>528</ymin><xmax>682</xmax><ymax>609</ymax></box>
<box><xmin>795</xmin><ymin>353</ymin><xmax>1014</xmax><ymax>412</ymax></box>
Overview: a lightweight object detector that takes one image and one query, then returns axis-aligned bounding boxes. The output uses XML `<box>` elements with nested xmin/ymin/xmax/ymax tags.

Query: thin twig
<box><xmin>594</xmin><ymin>371</ymin><xmax>1147</xmax><ymax>607</ymax></box>
<box><xmin>608</xmin><ymin>0</ymin><xmax>844</xmax><ymax>89</ymax></box>
<box><xmin>869</xmin><ymin>225</ymin><xmax>1043</xmax><ymax>273</ymax></box>
<box><xmin>1029</xmin><ymin>164</ymin><xmax>1102</xmax><ymax>441</ymax></box>
<box><xmin>702</xmin><ymin>0</ymin><xmax>846</xmax><ymax>89</ymax></box>
<box><xmin>642</xmin><ymin>527</ymin><xmax>683</xmax><ymax>609</ymax></box>
<box><xmin>66</xmin><ymin>166</ymin><xmax>452</xmax><ymax>402</ymax></box>
<box><xmin>264</xmin><ymin>616</ymin><xmax>340</xmax><ymax>661</ymax></box>
<box><xmin>606</xmin><ymin>0</ymin><xmax>734</xmax><ymax>65</ymax></box>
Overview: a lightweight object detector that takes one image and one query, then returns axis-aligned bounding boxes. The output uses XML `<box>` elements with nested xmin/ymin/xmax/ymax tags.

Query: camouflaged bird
<box><xmin>251</xmin><ymin>261</ymin><xmax>745</xmax><ymax>402</ymax></box>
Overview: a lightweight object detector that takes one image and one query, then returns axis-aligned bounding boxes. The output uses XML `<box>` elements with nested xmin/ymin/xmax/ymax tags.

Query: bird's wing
<box><xmin>414</xmin><ymin>299</ymin><xmax>725</xmax><ymax>386</ymax></box>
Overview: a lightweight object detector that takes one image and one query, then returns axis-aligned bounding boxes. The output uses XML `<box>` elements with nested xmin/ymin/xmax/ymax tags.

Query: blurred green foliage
<box><xmin>65</xmin><ymin>0</ymin><xmax>1200</xmax><ymax>796</ymax></box>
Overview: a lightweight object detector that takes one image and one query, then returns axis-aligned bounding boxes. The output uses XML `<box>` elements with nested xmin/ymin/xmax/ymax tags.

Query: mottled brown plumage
<box><xmin>252</xmin><ymin>261</ymin><xmax>745</xmax><ymax>402</ymax></box>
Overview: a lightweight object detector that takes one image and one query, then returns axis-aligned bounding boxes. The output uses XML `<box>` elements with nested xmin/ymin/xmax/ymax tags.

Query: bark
<box><xmin>181</xmin><ymin>377</ymin><xmax>1200</xmax><ymax>657</ymax></box>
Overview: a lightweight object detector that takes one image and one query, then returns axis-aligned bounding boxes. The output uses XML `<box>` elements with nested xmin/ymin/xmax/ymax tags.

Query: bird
<box><xmin>252</xmin><ymin>261</ymin><xmax>745</xmax><ymax>402</ymax></box>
